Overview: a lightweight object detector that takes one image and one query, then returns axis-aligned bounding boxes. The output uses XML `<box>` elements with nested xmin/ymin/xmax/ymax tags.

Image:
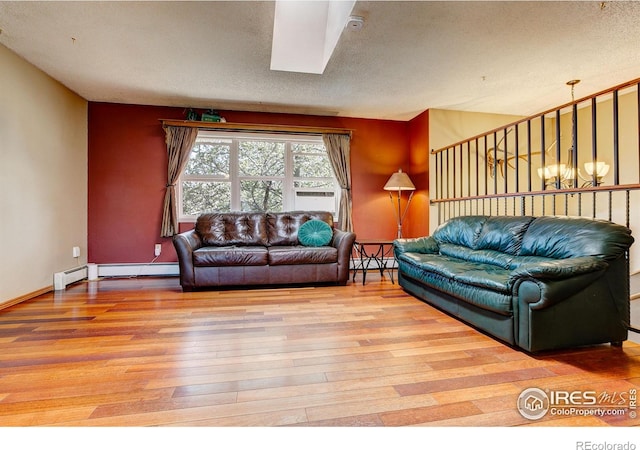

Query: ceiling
<box><xmin>2</xmin><ymin>1</ymin><xmax>640</xmax><ymax>121</ymax></box>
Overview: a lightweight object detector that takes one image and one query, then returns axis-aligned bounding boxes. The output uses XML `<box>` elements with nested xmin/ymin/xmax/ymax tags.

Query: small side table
<box><xmin>352</xmin><ymin>239</ymin><xmax>395</xmax><ymax>285</ymax></box>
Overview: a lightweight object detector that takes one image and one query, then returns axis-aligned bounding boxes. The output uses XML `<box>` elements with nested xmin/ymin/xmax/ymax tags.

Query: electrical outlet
<box><xmin>154</xmin><ymin>244</ymin><xmax>162</xmax><ymax>257</ymax></box>
<box><xmin>72</xmin><ymin>246</ymin><xmax>81</xmax><ymax>258</ymax></box>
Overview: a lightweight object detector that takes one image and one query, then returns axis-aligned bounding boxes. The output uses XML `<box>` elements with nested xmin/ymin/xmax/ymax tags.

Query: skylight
<box><xmin>270</xmin><ymin>0</ymin><xmax>356</xmax><ymax>74</ymax></box>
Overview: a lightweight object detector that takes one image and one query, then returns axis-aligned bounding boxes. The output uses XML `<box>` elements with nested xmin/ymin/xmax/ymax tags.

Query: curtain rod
<box><xmin>160</xmin><ymin>119</ymin><xmax>352</xmax><ymax>137</ymax></box>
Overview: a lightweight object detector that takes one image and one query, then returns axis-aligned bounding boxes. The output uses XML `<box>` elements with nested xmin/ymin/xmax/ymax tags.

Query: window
<box><xmin>178</xmin><ymin>131</ymin><xmax>339</xmax><ymax>220</ymax></box>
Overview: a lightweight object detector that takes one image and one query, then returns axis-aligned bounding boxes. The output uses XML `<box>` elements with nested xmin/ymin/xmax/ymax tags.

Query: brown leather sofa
<box><xmin>173</xmin><ymin>211</ymin><xmax>356</xmax><ymax>291</ymax></box>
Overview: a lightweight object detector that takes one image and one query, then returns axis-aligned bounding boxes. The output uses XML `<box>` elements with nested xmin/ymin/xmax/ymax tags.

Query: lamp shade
<box><xmin>384</xmin><ymin>169</ymin><xmax>415</xmax><ymax>191</ymax></box>
<box><xmin>584</xmin><ymin>161</ymin><xmax>610</xmax><ymax>177</ymax></box>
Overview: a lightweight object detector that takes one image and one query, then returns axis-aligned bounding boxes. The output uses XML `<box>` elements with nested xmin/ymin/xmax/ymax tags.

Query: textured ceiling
<box><xmin>2</xmin><ymin>1</ymin><xmax>640</xmax><ymax>121</ymax></box>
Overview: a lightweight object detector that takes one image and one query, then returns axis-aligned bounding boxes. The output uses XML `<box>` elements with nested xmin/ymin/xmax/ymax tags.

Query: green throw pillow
<box><xmin>298</xmin><ymin>219</ymin><xmax>333</xmax><ymax>247</ymax></box>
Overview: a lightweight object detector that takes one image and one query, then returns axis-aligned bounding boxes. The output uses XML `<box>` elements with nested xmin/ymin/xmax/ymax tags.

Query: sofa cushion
<box><xmin>396</xmin><ymin>252</ymin><xmax>512</xmax><ymax>294</ymax></box>
<box><xmin>519</xmin><ymin>216</ymin><xmax>634</xmax><ymax>260</ymax></box>
<box><xmin>475</xmin><ymin>216</ymin><xmax>534</xmax><ymax>254</ymax></box>
<box><xmin>196</xmin><ymin>212</ymin><xmax>268</xmax><ymax>246</ymax></box>
<box><xmin>268</xmin><ymin>246</ymin><xmax>338</xmax><ymax>265</ymax></box>
<box><xmin>267</xmin><ymin>211</ymin><xmax>334</xmax><ymax>246</ymax></box>
<box><xmin>397</xmin><ymin>255</ymin><xmax>513</xmax><ymax>316</ymax></box>
<box><xmin>432</xmin><ymin>215</ymin><xmax>486</xmax><ymax>248</ymax></box>
<box><xmin>298</xmin><ymin>219</ymin><xmax>333</xmax><ymax>246</ymax></box>
<box><xmin>439</xmin><ymin>243</ymin><xmax>514</xmax><ymax>269</ymax></box>
<box><xmin>193</xmin><ymin>246</ymin><xmax>268</xmax><ymax>266</ymax></box>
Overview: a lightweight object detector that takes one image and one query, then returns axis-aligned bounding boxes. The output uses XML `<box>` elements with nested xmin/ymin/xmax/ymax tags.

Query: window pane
<box><xmin>179</xmin><ymin>133</ymin><xmax>338</xmax><ymax>217</ymax></box>
<box><xmin>239</xmin><ymin>141</ymin><xmax>285</xmax><ymax>177</ymax></box>
<box><xmin>292</xmin><ymin>143</ymin><xmax>326</xmax><ymax>154</ymax></box>
<box><xmin>294</xmin><ymin>154</ymin><xmax>332</xmax><ymax>178</ymax></box>
<box><xmin>182</xmin><ymin>181</ymin><xmax>231</xmax><ymax>215</ymax></box>
<box><xmin>185</xmin><ymin>142</ymin><xmax>230</xmax><ymax>176</ymax></box>
<box><xmin>240</xmin><ymin>180</ymin><xmax>283</xmax><ymax>212</ymax></box>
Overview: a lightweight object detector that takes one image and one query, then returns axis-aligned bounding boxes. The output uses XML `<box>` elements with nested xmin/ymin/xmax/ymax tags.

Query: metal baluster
<box><xmin>475</xmin><ymin>138</ymin><xmax>480</xmax><ymax>197</ymax></box>
<box><xmin>466</xmin><ymin>141</ymin><xmax>471</xmax><ymax>198</ymax></box>
<box><xmin>591</xmin><ymin>97</ymin><xmax>598</xmax><ymax>187</ymax></box>
<box><xmin>503</xmin><ymin>128</ymin><xmax>508</xmax><ymax>194</ymax></box>
<box><xmin>555</xmin><ymin>109</ymin><xmax>562</xmax><ymax>190</ymax></box>
<box><xmin>445</xmin><ymin>148</ymin><xmax>450</xmax><ymax>200</ymax></box>
<box><xmin>483</xmin><ymin>135</ymin><xmax>488</xmax><ymax>196</ymax></box>
<box><xmin>458</xmin><ymin>144</ymin><xmax>463</xmax><ymax>199</ymax></box>
<box><xmin>452</xmin><ymin>146</ymin><xmax>457</xmax><ymax>199</ymax></box>
<box><xmin>435</xmin><ymin>150</ymin><xmax>440</xmax><ymax>202</ymax></box>
<box><xmin>571</xmin><ymin>102</ymin><xmax>578</xmax><ymax>189</ymax></box>
<box><xmin>540</xmin><ymin>116</ymin><xmax>547</xmax><ymax>191</ymax></box>
<box><xmin>526</xmin><ymin>120</ymin><xmax>532</xmax><ymax>192</ymax></box>
<box><xmin>493</xmin><ymin>132</ymin><xmax>498</xmax><ymax>195</ymax></box>
<box><xmin>514</xmin><ymin>124</ymin><xmax>520</xmax><ymax>193</ymax></box>
<box><xmin>626</xmin><ymin>190</ymin><xmax>630</xmax><ymax>228</ymax></box>
<box><xmin>578</xmin><ymin>192</ymin><xmax>582</xmax><ymax>216</ymax></box>
<box><xmin>613</xmin><ymin>90</ymin><xmax>620</xmax><ymax>185</ymax></box>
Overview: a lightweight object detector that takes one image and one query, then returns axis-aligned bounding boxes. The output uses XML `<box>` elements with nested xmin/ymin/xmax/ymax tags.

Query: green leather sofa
<box><xmin>394</xmin><ymin>215</ymin><xmax>634</xmax><ymax>352</ymax></box>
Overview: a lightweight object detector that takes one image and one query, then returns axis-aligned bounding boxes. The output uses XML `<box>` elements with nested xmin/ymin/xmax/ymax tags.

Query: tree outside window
<box><xmin>178</xmin><ymin>132</ymin><xmax>338</xmax><ymax>220</ymax></box>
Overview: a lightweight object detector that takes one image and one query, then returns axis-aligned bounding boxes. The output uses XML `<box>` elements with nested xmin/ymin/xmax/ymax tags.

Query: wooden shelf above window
<box><xmin>160</xmin><ymin>119</ymin><xmax>352</xmax><ymax>137</ymax></box>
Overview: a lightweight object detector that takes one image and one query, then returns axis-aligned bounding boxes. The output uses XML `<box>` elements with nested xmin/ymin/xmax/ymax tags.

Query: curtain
<box><xmin>161</xmin><ymin>126</ymin><xmax>199</xmax><ymax>237</ymax></box>
<box><xmin>322</xmin><ymin>133</ymin><xmax>353</xmax><ymax>232</ymax></box>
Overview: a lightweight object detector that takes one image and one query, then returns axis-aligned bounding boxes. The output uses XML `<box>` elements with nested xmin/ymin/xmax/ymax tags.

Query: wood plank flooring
<box><xmin>0</xmin><ymin>275</ymin><xmax>639</xmax><ymax>427</ymax></box>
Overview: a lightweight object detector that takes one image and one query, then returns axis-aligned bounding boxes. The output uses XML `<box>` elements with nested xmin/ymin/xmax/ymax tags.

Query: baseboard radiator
<box><xmin>55</xmin><ymin>259</ymin><xmax>392</xmax><ymax>289</ymax></box>
<box><xmin>97</xmin><ymin>263</ymin><xmax>179</xmax><ymax>278</ymax></box>
<box><xmin>53</xmin><ymin>263</ymin><xmax>179</xmax><ymax>290</ymax></box>
<box><xmin>53</xmin><ymin>265</ymin><xmax>89</xmax><ymax>290</ymax></box>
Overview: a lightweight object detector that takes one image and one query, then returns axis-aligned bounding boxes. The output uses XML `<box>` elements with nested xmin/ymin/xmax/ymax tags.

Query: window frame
<box><xmin>178</xmin><ymin>130</ymin><xmax>339</xmax><ymax>221</ymax></box>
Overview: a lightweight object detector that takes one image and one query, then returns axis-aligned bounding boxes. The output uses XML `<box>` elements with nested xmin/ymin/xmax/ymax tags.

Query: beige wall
<box><xmin>428</xmin><ymin>109</ymin><xmax>525</xmax><ymax>231</ymax></box>
<box><xmin>428</xmin><ymin>109</ymin><xmax>526</xmax><ymax>154</ymax></box>
<box><xmin>428</xmin><ymin>93</ymin><xmax>640</xmax><ymax>274</ymax></box>
<box><xmin>0</xmin><ymin>44</ymin><xmax>88</xmax><ymax>304</ymax></box>
<box><xmin>565</xmin><ymin>91</ymin><xmax>640</xmax><ymax>273</ymax></box>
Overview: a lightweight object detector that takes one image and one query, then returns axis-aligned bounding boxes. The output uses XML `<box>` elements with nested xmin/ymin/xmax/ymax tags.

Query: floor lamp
<box><xmin>383</xmin><ymin>169</ymin><xmax>416</xmax><ymax>238</ymax></box>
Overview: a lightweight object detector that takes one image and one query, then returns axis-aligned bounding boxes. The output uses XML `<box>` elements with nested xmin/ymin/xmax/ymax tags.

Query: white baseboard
<box><xmin>97</xmin><ymin>263</ymin><xmax>179</xmax><ymax>278</ymax></box>
<box><xmin>57</xmin><ymin>258</ymin><xmax>396</xmax><ymax>289</ymax></box>
<box><xmin>53</xmin><ymin>263</ymin><xmax>179</xmax><ymax>290</ymax></box>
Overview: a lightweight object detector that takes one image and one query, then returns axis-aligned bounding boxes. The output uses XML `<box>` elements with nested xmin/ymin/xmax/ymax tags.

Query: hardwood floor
<box><xmin>0</xmin><ymin>274</ymin><xmax>639</xmax><ymax>428</ymax></box>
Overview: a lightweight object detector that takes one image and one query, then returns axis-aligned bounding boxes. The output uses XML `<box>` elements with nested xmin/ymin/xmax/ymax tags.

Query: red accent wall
<box><xmin>88</xmin><ymin>103</ymin><xmax>423</xmax><ymax>263</ymax></box>
<box><xmin>407</xmin><ymin>109</ymin><xmax>430</xmax><ymax>238</ymax></box>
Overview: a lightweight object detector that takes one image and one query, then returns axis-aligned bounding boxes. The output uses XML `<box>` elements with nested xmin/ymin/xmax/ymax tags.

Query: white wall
<box><xmin>0</xmin><ymin>44</ymin><xmax>87</xmax><ymax>304</ymax></box>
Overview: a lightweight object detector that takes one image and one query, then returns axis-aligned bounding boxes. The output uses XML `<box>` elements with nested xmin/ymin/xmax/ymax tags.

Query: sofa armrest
<box><xmin>331</xmin><ymin>229</ymin><xmax>356</xmax><ymax>284</ymax></box>
<box><xmin>512</xmin><ymin>256</ymin><xmax>608</xmax><ymax>310</ymax></box>
<box><xmin>393</xmin><ymin>236</ymin><xmax>439</xmax><ymax>255</ymax></box>
<box><xmin>172</xmin><ymin>230</ymin><xmax>203</xmax><ymax>291</ymax></box>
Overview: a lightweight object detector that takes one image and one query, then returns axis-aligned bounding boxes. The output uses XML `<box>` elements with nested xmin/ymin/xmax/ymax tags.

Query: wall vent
<box><xmin>53</xmin><ymin>265</ymin><xmax>88</xmax><ymax>290</ymax></box>
<box><xmin>294</xmin><ymin>190</ymin><xmax>336</xmax><ymax>211</ymax></box>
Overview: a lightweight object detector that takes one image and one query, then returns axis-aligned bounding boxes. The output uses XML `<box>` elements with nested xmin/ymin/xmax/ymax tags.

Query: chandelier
<box><xmin>538</xmin><ymin>80</ymin><xmax>609</xmax><ymax>189</ymax></box>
